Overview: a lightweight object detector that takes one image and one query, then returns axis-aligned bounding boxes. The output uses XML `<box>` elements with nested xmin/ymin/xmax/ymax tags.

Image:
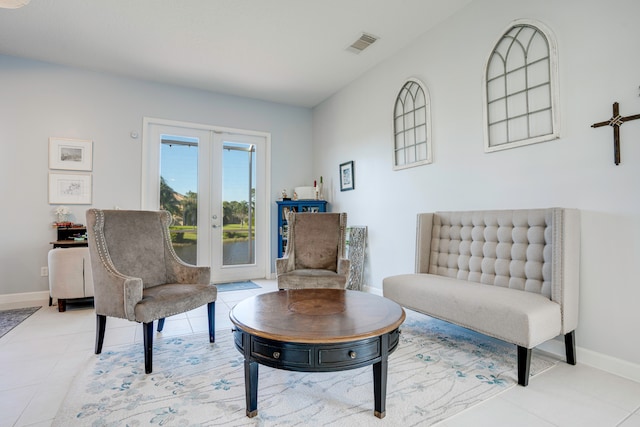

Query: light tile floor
<box><xmin>1</xmin><ymin>279</ymin><xmax>639</xmax><ymax>427</ymax></box>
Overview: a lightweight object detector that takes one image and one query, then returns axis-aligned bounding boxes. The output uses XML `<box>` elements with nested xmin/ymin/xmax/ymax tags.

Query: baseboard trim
<box><xmin>537</xmin><ymin>339</ymin><xmax>640</xmax><ymax>383</ymax></box>
<box><xmin>364</xmin><ymin>285</ymin><xmax>381</xmax><ymax>295</ymax></box>
<box><xmin>0</xmin><ymin>291</ymin><xmax>49</xmax><ymax>305</ymax></box>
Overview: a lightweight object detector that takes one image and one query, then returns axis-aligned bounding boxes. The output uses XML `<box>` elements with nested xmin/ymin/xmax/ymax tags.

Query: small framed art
<box><xmin>49</xmin><ymin>137</ymin><xmax>93</xmax><ymax>171</ymax></box>
<box><xmin>49</xmin><ymin>173</ymin><xmax>92</xmax><ymax>204</ymax></box>
<box><xmin>340</xmin><ymin>161</ymin><xmax>354</xmax><ymax>192</ymax></box>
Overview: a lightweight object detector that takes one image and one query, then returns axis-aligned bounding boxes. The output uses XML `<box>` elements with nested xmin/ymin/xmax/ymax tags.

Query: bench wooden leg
<box><xmin>517</xmin><ymin>345</ymin><xmax>531</xmax><ymax>386</ymax></box>
<box><xmin>565</xmin><ymin>331</ymin><xmax>577</xmax><ymax>365</ymax></box>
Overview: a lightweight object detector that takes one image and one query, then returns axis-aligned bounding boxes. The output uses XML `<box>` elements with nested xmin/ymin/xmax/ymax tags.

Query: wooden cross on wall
<box><xmin>591</xmin><ymin>102</ymin><xmax>640</xmax><ymax>165</ymax></box>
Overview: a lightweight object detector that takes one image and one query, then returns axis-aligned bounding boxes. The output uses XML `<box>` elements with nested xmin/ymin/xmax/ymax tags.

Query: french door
<box><xmin>142</xmin><ymin>118</ymin><xmax>270</xmax><ymax>283</ymax></box>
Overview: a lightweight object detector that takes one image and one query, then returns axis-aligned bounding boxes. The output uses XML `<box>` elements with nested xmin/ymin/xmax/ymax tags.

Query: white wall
<box><xmin>313</xmin><ymin>0</ymin><xmax>640</xmax><ymax>372</ymax></box>
<box><xmin>0</xmin><ymin>55</ymin><xmax>313</xmax><ymax>296</ymax></box>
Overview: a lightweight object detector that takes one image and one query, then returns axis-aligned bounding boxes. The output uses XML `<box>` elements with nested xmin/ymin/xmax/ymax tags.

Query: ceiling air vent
<box><xmin>346</xmin><ymin>32</ymin><xmax>379</xmax><ymax>54</ymax></box>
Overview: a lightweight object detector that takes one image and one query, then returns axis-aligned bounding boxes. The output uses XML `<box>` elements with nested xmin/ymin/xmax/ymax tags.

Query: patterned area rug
<box><xmin>53</xmin><ymin>310</ymin><xmax>556</xmax><ymax>426</ymax></box>
<box><xmin>216</xmin><ymin>281</ymin><xmax>261</xmax><ymax>292</ymax></box>
<box><xmin>0</xmin><ymin>306</ymin><xmax>40</xmax><ymax>339</ymax></box>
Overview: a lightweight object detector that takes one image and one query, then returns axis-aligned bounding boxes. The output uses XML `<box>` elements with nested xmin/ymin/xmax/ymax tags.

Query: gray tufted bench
<box><xmin>383</xmin><ymin>208</ymin><xmax>580</xmax><ymax>386</ymax></box>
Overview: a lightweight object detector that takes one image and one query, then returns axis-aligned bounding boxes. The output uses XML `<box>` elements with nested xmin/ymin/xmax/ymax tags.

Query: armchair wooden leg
<box><xmin>517</xmin><ymin>345</ymin><xmax>531</xmax><ymax>386</ymax></box>
<box><xmin>157</xmin><ymin>318</ymin><xmax>165</xmax><ymax>332</ymax></box>
<box><xmin>208</xmin><ymin>302</ymin><xmax>216</xmax><ymax>343</ymax></box>
<box><xmin>565</xmin><ymin>330</ymin><xmax>577</xmax><ymax>365</ymax></box>
<box><xmin>95</xmin><ymin>314</ymin><xmax>106</xmax><ymax>354</ymax></box>
<box><xmin>143</xmin><ymin>321</ymin><xmax>154</xmax><ymax>374</ymax></box>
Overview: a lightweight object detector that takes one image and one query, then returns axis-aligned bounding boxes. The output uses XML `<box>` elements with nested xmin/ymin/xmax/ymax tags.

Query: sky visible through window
<box><xmin>160</xmin><ymin>138</ymin><xmax>253</xmax><ymax>203</ymax></box>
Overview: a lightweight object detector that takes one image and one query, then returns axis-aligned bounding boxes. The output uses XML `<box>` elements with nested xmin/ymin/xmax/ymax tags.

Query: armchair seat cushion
<box><xmin>277</xmin><ymin>269</ymin><xmax>347</xmax><ymax>290</ymax></box>
<box><xmin>134</xmin><ymin>283</ymin><xmax>218</xmax><ymax>324</ymax></box>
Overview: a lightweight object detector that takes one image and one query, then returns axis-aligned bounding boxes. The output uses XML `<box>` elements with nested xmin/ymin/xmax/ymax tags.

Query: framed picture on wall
<box><xmin>49</xmin><ymin>172</ymin><xmax>92</xmax><ymax>204</ymax></box>
<box><xmin>49</xmin><ymin>137</ymin><xmax>93</xmax><ymax>171</ymax></box>
<box><xmin>340</xmin><ymin>160</ymin><xmax>354</xmax><ymax>191</ymax></box>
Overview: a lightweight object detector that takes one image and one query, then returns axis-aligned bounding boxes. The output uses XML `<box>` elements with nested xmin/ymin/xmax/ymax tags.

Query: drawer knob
<box><xmin>273</xmin><ymin>351</ymin><xmax>280</xmax><ymax>359</ymax></box>
<box><xmin>349</xmin><ymin>351</ymin><xmax>357</xmax><ymax>359</ymax></box>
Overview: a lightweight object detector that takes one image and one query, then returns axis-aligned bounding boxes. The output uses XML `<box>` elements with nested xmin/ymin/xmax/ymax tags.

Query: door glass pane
<box><xmin>222</xmin><ymin>141</ymin><xmax>255</xmax><ymax>266</ymax></box>
<box><xmin>160</xmin><ymin>135</ymin><xmax>198</xmax><ymax>264</ymax></box>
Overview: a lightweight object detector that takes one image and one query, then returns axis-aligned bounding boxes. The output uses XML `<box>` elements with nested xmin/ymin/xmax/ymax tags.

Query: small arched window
<box><xmin>483</xmin><ymin>19</ymin><xmax>559</xmax><ymax>152</ymax></box>
<box><xmin>393</xmin><ymin>78</ymin><xmax>432</xmax><ymax>169</ymax></box>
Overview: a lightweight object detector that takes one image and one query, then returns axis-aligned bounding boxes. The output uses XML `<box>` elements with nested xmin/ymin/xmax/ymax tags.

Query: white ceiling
<box><xmin>0</xmin><ymin>0</ymin><xmax>472</xmax><ymax>107</ymax></box>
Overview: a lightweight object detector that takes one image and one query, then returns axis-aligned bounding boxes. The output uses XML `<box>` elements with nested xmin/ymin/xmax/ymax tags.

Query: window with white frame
<box><xmin>483</xmin><ymin>20</ymin><xmax>559</xmax><ymax>152</ymax></box>
<box><xmin>393</xmin><ymin>78</ymin><xmax>432</xmax><ymax>169</ymax></box>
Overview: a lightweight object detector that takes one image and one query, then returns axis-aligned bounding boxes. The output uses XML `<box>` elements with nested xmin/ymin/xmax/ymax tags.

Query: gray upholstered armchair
<box><xmin>86</xmin><ymin>209</ymin><xmax>217</xmax><ymax>374</ymax></box>
<box><xmin>276</xmin><ymin>212</ymin><xmax>350</xmax><ymax>290</ymax></box>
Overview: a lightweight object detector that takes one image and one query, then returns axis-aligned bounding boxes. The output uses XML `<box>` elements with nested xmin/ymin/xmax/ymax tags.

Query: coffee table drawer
<box><xmin>252</xmin><ymin>338</ymin><xmax>312</xmax><ymax>368</ymax></box>
<box><xmin>318</xmin><ymin>338</ymin><xmax>380</xmax><ymax>368</ymax></box>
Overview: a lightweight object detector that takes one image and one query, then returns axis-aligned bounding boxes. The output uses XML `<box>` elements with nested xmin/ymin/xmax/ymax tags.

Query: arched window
<box><xmin>393</xmin><ymin>78</ymin><xmax>432</xmax><ymax>169</ymax></box>
<box><xmin>483</xmin><ymin>20</ymin><xmax>559</xmax><ymax>152</ymax></box>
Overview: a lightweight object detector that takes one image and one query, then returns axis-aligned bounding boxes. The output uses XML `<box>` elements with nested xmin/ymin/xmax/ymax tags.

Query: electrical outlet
<box><xmin>41</xmin><ymin>267</ymin><xmax>48</xmax><ymax>277</ymax></box>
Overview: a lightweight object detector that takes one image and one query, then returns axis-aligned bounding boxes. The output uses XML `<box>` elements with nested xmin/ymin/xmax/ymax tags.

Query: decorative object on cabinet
<box><xmin>276</xmin><ymin>200</ymin><xmax>327</xmax><ymax>258</ymax></box>
<box><xmin>293</xmin><ymin>186</ymin><xmax>316</xmax><ymax>200</ymax></box>
<box><xmin>317</xmin><ymin>176</ymin><xmax>324</xmax><ymax>200</ymax></box>
<box><xmin>53</xmin><ymin>205</ymin><xmax>71</xmax><ymax>224</ymax></box>
<box><xmin>346</xmin><ymin>226</ymin><xmax>367</xmax><ymax>291</ymax></box>
<box><xmin>340</xmin><ymin>161</ymin><xmax>354</xmax><ymax>191</ymax></box>
<box><xmin>49</xmin><ymin>137</ymin><xmax>93</xmax><ymax>171</ymax></box>
<box><xmin>49</xmin><ymin>172</ymin><xmax>92</xmax><ymax>204</ymax></box>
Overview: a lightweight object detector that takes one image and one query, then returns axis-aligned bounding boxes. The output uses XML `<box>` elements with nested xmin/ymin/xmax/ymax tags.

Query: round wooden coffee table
<box><xmin>229</xmin><ymin>289</ymin><xmax>406</xmax><ymax>418</ymax></box>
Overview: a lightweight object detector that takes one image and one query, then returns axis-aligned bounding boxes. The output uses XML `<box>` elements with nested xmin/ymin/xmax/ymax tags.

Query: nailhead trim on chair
<box><xmin>91</xmin><ymin>209</ymin><xmax>126</xmax><ymax>278</ymax></box>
